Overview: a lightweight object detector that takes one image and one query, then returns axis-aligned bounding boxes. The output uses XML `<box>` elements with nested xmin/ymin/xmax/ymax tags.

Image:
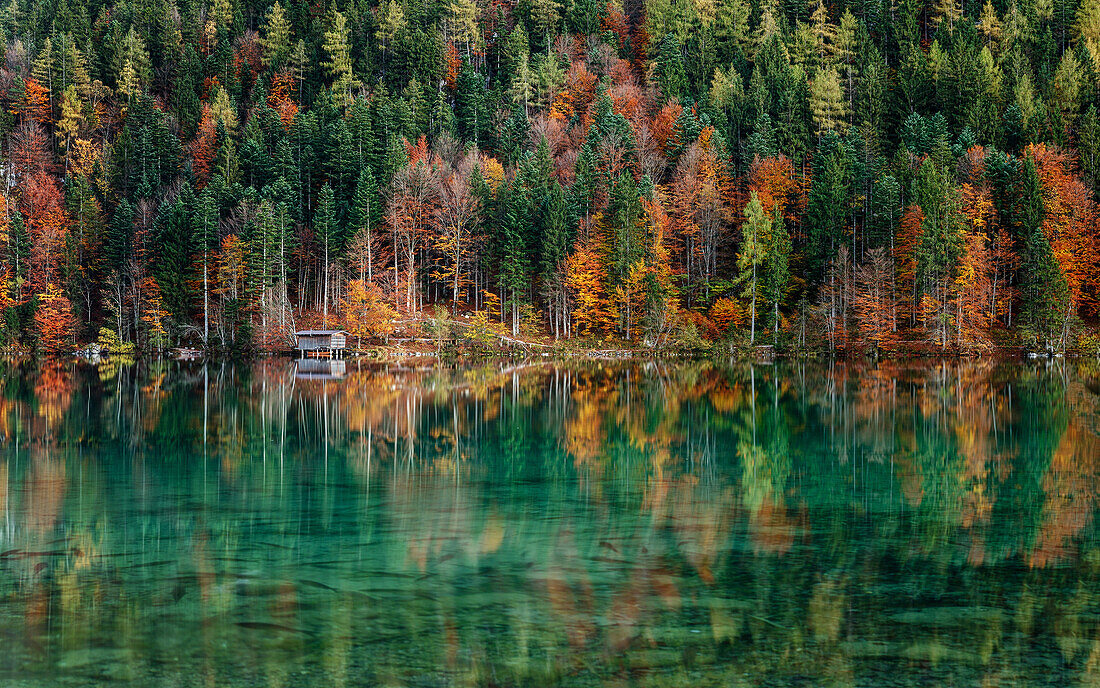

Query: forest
<box><xmin>2</xmin><ymin>0</ymin><xmax>1100</xmax><ymax>353</ymax></box>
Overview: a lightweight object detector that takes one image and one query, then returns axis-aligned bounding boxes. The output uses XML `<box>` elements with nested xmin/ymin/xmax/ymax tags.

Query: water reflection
<box><xmin>0</xmin><ymin>357</ymin><xmax>1098</xmax><ymax>686</ymax></box>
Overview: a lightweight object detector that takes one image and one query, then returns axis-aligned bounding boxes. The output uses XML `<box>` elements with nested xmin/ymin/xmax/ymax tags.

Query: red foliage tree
<box><xmin>21</xmin><ymin>173</ymin><xmax>69</xmax><ymax>294</ymax></box>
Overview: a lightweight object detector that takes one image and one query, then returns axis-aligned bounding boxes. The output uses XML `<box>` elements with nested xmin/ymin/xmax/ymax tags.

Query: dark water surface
<box><xmin>1</xmin><ymin>357</ymin><xmax>1099</xmax><ymax>686</ymax></box>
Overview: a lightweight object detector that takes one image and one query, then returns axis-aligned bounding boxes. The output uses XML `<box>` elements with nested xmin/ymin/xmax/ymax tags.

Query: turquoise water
<box><xmin>1</xmin><ymin>358</ymin><xmax>1098</xmax><ymax>686</ymax></box>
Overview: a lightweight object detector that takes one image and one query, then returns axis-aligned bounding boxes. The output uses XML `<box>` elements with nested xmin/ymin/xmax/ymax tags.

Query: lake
<box><xmin>0</xmin><ymin>357</ymin><xmax>1098</xmax><ymax>686</ymax></box>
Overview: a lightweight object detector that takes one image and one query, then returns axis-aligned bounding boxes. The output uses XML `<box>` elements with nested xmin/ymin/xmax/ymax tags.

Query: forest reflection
<box><xmin>1</xmin><ymin>357</ymin><xmax>1099</xmax><ymax>686</ymax></box>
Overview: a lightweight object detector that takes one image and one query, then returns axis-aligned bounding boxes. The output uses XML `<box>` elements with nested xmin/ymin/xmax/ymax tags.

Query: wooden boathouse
<box><xmin>294</xmin><ymin>330</ymin><xmax>349</xmax><ymax>358</ymax></box>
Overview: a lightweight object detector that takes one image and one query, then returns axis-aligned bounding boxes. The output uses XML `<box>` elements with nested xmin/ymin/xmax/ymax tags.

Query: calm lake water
<box><xmin>1</xmin><ymin>357</ymin><xmax>1099</xmax><ymax>687</ymax></box>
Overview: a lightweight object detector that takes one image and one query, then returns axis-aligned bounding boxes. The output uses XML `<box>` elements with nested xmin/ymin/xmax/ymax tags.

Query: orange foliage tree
<box><xmin>549</xmin><ymin>62</ymin><xmax>598</xmax><ymax>125</ymax></box>
<box><xmin>267</xmin><ymin>71</ymin><xmax>299</xmax><ymax>129</ymax></box>
<box><xmin>650</xmin><ymin>102</ymin><xmax>682</xmax><ymax>154</ymax></box>
<box><xmin>386</xmin><ymin>136</ymin><xmax>441</xmax><ymax>313</ymax></box>
<box><xmin>1027</xmin><ymin>144</ymin><xmax>1100</xmax><ymax>317</ymax></box>
<box><xmin>748</xmin><ymin>155</ymin><xmax>805</xmax><ymax>223</ymax></box>
<box><xmin>22</xmin><ymin>174</ymin><xmax>69</xmax><ymax>294</ymax></box>
<box><xmin>564</xmin><ymin>232</ymin><xmax>613</xmax><ymax>337</ymax></box>
<box><xmin>710</xmin><ymin>297</ymin><xmax>744</xmax><ymax>333</ymax></box>
<box><xmin>433</xmin><ymin>152</ymin><xmax>481</xmax><ymax>308</ymax></box>
<box><xmin>10</xmin><ymin>121</ymin><xmax>54</xmax><ymax>177</ymax></box>
<box><xmin>668</xmin><ymin>128</ymin><xmax>733</xmax><ymax>289</ymax></box>
<box><xmin>853</xmin><ymin>247</ymin><xmax>897</xmax><ymax>351</ymax></box>
<box><xmin>140</xmin><ymin>276</ymin><xmax>170</xmax><ymax>349</ymax></box>
<box><xmin>444</xmin><ymin>42</ymin><xmax>461</xmax><ymax>91</ymax></box>
<box><xmin>341</xmin><ymin>280</ymin><xmax>397</xmax><ymax>346</ymax></box>
<box><xmin>190</xmin><ymin>104</ymin><xmax>219</xmax><ymax>188</ymax></box>
<box><xmin>20</xmin><ymin>78</ymin><xmax>53</xmax><ymax>125</ymax></box>
<box><xmin>952</xmin><ymin>231</ymin><xmax>994</xmax><ymax>350</ymax></box>
<box><xmin>34</xmin><ymin>286</ymin><xmax>76</xmax><ymax>352</ymax></box>
<box><xmin>894</xmin><ymin>204</ymin><xmax>924</xmax><ymax>328</ymax></box>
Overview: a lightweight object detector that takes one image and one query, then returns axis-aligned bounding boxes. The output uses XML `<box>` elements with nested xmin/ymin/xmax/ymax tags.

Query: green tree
<box><xmin>761</xmin><ymin>205</ymin><xmax>790</xmax><ymax>339</ymax></box>
<box><xmin>194</xmin><ymin>190</ymin><xmax>219</xmax><ymax>344</ymax></box>
<box><xmin>260</xmin><ymin>1</ymin><xmax>293</xmax><ymax>69</ymax></box>
<box><xmin>322</xmin><ymin>11</ymin><xmax>359</xmax><ymax>108</ymax></box>
<box><xmin>315</xmin><ymin>183</ymin><xmax>340</xmax><ymax>327</ymax></box>
<box><xmin>1017</xmin><ymin>157</ymin><xmax>1071</xmax><ymax>348</ymax></box>
<box><xmin>737</xmin><ymin>191</ymin><xmax>770</xmax><ymax>343</ymax></box>
<box><xmin>349</xmin><ymin>167</ymin><xmax>381</xmax><ymax>282</ymax></box>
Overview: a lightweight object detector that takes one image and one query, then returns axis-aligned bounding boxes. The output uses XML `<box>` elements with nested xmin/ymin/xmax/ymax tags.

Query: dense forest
<box><xmin>2</xmin><ymin>0</ymin><xmax>1100</xmax><ymax>353</ymax></box>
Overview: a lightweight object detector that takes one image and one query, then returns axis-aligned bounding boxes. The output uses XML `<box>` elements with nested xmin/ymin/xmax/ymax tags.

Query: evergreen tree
<box><xmin>1017</xmin><ymin>157</ymin><xmax>1070</xmax><ymax>347</ymax></box>
<box><xmin>260</xmin><ymin>1</ymin><xmax>293</xmax><ymax>70</ymax></box>
<box><xmin>761</xmin><ymin>204</ymin><xmax>790</xmax><ymax>339</ymax></box>
<box><xmin>194</xmin><ymin>190</ymin><xmax>219</xmax><ymax>343</ymax></box>
<box><xmin>315</xmin><ymin>183</ymin><xmax>340</xmax><ymax>327</ymax></box>
<box><xmin>349</xmin><ymin>167</ymin><xmax>381</xmax><ymax>282</ymax></box>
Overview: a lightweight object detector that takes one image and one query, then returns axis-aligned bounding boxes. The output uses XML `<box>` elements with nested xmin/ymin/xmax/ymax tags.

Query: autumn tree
<box><xmin>386</xmin><ymin>137</ymin><xmax>441</xmax><ymax>313</ymax></box>
<box><xmin>434</xmin><ymin>152</ymin><xmax>481</xmax><ymax>309</ymax></box>
<box><xmin>853</xmin><ymin>248</ymin><xmax>896</xmax><ymax>351</ymax></box>
<box><xmin>341</xmin><ymin>280</ymin><xmax>397</xmax><ymax>346</ymax></box>
<box><xmin>34</xmin><ymin>286</ymin><xmax>76</xmax><ymax>352</ymax></box>
<box><xmin>952</xmin><ymin>231</ymin><xmax>994</xmax><ymax>350</ymax></box>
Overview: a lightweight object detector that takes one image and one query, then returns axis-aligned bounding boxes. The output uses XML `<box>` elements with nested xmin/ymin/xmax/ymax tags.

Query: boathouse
<box><xmin>294</xmin><ymin>330</ymin><xmax>348</xmax><ymax>357</ymax></box>
<box><xmin>295</xmin><ymin>358</ymin><xmax>347</xmax><ymax>379</ymax></box>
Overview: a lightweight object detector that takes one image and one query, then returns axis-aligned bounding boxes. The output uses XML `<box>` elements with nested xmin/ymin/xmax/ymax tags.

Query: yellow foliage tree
<box><xmin>341</xmin><ymin>280</ymin><xmax>397</xmax><ymax>346</ymax></box>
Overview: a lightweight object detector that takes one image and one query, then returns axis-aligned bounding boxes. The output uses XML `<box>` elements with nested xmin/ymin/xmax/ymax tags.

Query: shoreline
<box><xmin>13</xmin><ymin>342</ymin><xmax>1096</xmax><ymax>363</ymax></box>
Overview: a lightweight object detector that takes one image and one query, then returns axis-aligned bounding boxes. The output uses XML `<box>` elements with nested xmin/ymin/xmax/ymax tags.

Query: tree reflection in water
<box><xmin>0</xmin><ymin>357</ymin><xmax>1098</xmax><ymax>686</ymax></box>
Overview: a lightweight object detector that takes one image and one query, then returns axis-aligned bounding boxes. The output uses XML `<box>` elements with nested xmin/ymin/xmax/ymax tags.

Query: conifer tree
<box><xmin>315</xmin><ymin>183</ymin><xmax>339</xmax><ymax>326</ymax></box>
<box><xmin>194</xmin><ymin>191</ymin><xmax>219</xmax><ymax>344</ymax></box>
<box><xmin>323</xmin><ymin>11</ymin><xmax>359</xmax><ymax>108</ymax></box>
<box><xmin>761</xmin><ymin>205</ymin><xmax>790</xmax><ymax>339</ymax></box>
<box><xmin>349</xmin><ymin>168</ymin><xmax>381</xmax><ymax>283</ymax></box>
<box><xmin>260</xmin><ymin>2</ymin><xmax>293</xmax><ymax>69</ymax></box>
<box><xmin>1017</xmin><ymin>157</ymin><xmax>1070</xmax><ymax>348</ymax></box>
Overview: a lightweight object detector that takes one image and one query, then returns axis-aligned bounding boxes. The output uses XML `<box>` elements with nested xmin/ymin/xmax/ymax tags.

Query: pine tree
<box><xmin>260</xmin><ymin>1</ymin><xmax>293</xmax><ymax>69</ymax></box>
<box><xmin>761</xmin><ymin>205</ymin><xmax>790</xmax><ymax>339</ymax></box>
<box><xmin>349</xmin><ymin>168</ymin><xmax>381</xmax><ymax>283</ymax></box>
<box><xmin>913</xmin><ymin>159</ymin><xmax>964</xmax><ymax>348</ymax></box>
<box><xmin>315</xmin><ymin>183</ymin><xmax>339</xmax><ymax>326</ymax></box>
<box><xmin>499</xmin><ymin>176</ymin><xmax>532</xmax><ymax>335</ymax></box>
<box><xmin>194</xmin><ymin>191</ymin><xmax>219</xmax><ymax>344</ymax></box>
<box><xmin>1080</xmin><ymin>104</ymin><xmax>1100</xmax><ymax>191</ymax></box>
<box><xmin>810</xmin><ymin>66</ymin><xmax>847</xmax><ymax>134</ymax></box>
<box><xmin>154</xmin><ymin>188</ymin><xmax>196</xmax><ymax>327</ymax></box>
<box><xmin>323</xmin><ymin>11</ymin><xmax>359</xmax><ymax>108</ymax></box>
<box><xmin>116</xmin><ymin>28</ymin><xmax>150</xmax><ymax>101</ymax></box>
<box><xmin>376</xmin><ymin>0</ymin><xmax>407</xmax><ymax>67</ymax></box>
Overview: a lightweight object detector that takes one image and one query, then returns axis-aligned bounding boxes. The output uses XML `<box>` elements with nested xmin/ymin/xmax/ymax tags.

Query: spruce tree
<box><xmin>315</xmin><ymin>183</ymin><xmax>339</xmax><ymax>327</ymax></box>
<box><xmin>1017</xmin><ymin>157</ymin><xmax>1070</xmax><ymax>348</ymax></box>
